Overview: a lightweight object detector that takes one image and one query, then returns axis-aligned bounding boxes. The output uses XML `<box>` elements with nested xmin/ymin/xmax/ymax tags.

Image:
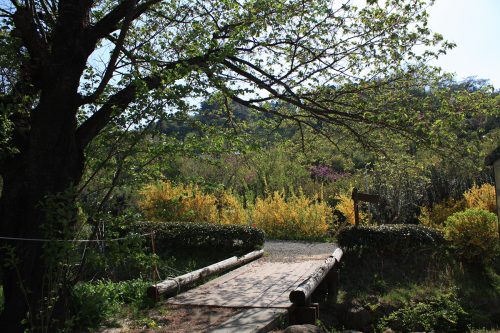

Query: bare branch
<box><xmin>81</xmin><ymin>2</ymin><xmax>136</xmax><ymax>104</ymax></box>
<box><xmin>222</xmin><ymin>59</ymin><xmax>362</xmax><ymax>122</ymax></box>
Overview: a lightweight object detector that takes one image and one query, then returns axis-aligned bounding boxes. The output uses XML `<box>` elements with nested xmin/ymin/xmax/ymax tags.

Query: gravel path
<box><xmin>262</xmin><ymin>240</ymin><xmax>338</xmax><ymax>263</ymax></box>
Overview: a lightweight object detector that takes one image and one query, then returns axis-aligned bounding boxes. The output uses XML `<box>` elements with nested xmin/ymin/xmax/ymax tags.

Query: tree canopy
<box><xmin>0</xmin><ymin>0</ymin><xmax>462</xmax><ymax>331</ymax></box>
<box><xmin>0</xmin><ymin>0</ymin><xmax>453</xmax><ymax>158</ymax></box>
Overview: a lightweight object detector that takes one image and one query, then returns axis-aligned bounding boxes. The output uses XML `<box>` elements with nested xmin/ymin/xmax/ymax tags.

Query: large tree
<box><xmin>0</xmin><ymin>0</ymin><xmax>450</xmax><ymax>330</ymax></box>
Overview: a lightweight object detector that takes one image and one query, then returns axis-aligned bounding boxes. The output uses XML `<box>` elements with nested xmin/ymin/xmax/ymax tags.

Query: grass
<box><xmin>71</xmin><ymin>278</ymin><xmax>153</xmax><ymax>330</ymax></box>
<box><xmin>378</xmin><ymin>282</ymin><xmax>453</xmax><ymax>305</ymax></box>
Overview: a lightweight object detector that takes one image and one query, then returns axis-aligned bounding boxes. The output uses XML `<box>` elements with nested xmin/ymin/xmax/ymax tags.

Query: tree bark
<box><xmin>0</xmin><ymin>1</ymin><xmax>100</xmax><ymax>329</ymax></box>
<box><xmin>0</xmin><ymin>74</ymin><xmax>85</xmax><ymax>333</ymax></box>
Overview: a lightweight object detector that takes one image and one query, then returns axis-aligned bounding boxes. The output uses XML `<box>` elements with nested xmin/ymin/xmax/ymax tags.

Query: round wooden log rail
<box><xmin>289</xmin><ymin>248</ymin><xmax>343</xmax><ymax>306</ymax></box>
<box><xmin>147</xmin><ymin>249</ymin><xmax>264</xmax><ymax>299</ymax></box>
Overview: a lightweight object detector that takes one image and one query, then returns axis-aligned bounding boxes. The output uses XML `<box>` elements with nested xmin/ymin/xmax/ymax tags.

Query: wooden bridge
<box><xmin>150</xmin><ymin>241</ymin><xmax>342</xmax><ymax>333</ymax></box>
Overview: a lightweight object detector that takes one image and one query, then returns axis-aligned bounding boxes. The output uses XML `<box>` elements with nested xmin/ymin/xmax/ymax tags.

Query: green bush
<box><xmin>133</xmin><ymin>221</ymin><xmax>265</xmax><ymax>255</ymax></box>
<box><xmin>377</xmin><ymin>290</ymin><xmax>469</xmax><ymax>333</ymax></box>
<box><xmin>71</xmin><ymin>279</ymin><xmax>150</xmax><ymax>331</ymax></box>
<box><xmin>444</xmin><ymin>208</ymin><xmax>499</xmax><ymax>265</ymax></box>
<box><xmin>80</xmin><ymin>214</ymin><xmax>157</xmax><ymax>281</ymax></box>
<box><xmin>338</xmin><ymin>224</ymin><xmax>445</xmax><ymax>254</ymax></box>
<box><xmin>338</xmin><ymin>225</ymin><xmax>448</xmax><ymax>288</ymax></box>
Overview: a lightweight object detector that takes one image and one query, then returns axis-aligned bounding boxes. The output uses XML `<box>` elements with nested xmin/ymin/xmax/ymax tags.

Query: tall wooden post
<box><xmin>351</xmin><ymin>188</ymin><xmax>379</xmax><ymax>226</ymax></box>
<box><xmin>352</xmin><ymin>188</ymin><xmax>360</xmax><ymax>226</ymax></box>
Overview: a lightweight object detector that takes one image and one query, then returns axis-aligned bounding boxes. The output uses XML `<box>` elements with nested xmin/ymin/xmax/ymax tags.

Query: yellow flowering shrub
<box><xmin>184</xmin><ymin>191</ymin><xmax>218</xmax><ymax>223</ymax></box>
<box><xmin>218</xmin><ymin>192</ymin><xmax>248</xmax><ymax>225</ymax></box>
<box><xmin>419</xmin><ymin>183</ymin><xmax>496</xmax><ymax>229</ymax></box>
<box><xmin>463</xmin><ymin>183</ymin><xmax>496</xmax><ymax>213</ymax></box>
<box><xmin>418</xmin><ymin>198</ymin><xmax>465</xmax><ymax>229</ymax></box>
<box><xmin>138</xmin><ymin>181</ymin><xmax>216</xmax><ymax>222</ymax></box>
<box><xmin>334</xmin><ymin>193</ymin><xmax>367</xmax><ymax>225</ymax></box>
<box><xmin>138</xmin><ymin>181</ymin><xmax>247</xmax><ymax>225</ymax></box>
<box><xmin>251</xmin><ymin>191</ymin><xmax>331</xmax><ymax>239</ymax></box>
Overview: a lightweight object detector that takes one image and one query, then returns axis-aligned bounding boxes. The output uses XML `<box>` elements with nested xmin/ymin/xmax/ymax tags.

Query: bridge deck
<box><xmin>165</xmin><ymin>241</ymin><xmax>337</xmax><ymax>332</ymax></box>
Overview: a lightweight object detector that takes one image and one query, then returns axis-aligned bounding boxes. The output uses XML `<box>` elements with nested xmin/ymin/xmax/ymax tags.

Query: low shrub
<box><xmin>218</xmin><ymin>191</ymin><xmax>248</xmax><ymax>225</ymax></box>
<box><xmin>377</xmin><ymin>290</ymin><xmax>469</xmax><ymax>333</ymax></box>
<box><xmin>418</xmin><ymin>183</ymin><xmax>496</xmax><ymax>230</ymax></box>
<box><xmin>80</xmin><ymin>214</ymin><xmax>157</xmax><ymax>281</ymax></box>
<box><xmin>134</xmin><ymin>221</ymin><xmax>264</xmax><ymax>255</ymax></box>
<box><xmin>338</xmin><ymin>225</ymin><xmax>448</xmax><ymax>287</ymax></box>
<box><xmin>338</xmin><ymin>224</ymin><xmax>445</xmax><ymax>254</ymax></box>
<box><xmin>464</xmin><ymin>183</ymin><xmax>497</xmax><ymax>214</ymax></box>
<box><xmin>444</xmin><ymin>208</ymin><xmax>499</xmax><ymax>265</ymax></box>
<box><xmin>137</xmin><ymin>181</ymin><xmax>247</xmax><ymax>225</ymax></box>
<box><xmin>71</xmin><ymin>279</ymin><xmax>150</xmax><ymax>331</ymax></box>
<box><xmin>251</xmin><ymin>191</ymin><xmax>331</xmax><ymax>240</ymax></box>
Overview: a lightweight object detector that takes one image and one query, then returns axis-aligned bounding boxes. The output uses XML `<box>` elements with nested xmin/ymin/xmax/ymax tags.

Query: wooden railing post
<box><xmin>289</xmin><ymin>248</ymin><xmax>343</xmax><ymax>324</ymax></box>
<box><xmin>326</xmin><ymin>265</ymin><xmax>340</xmax><ymax>304</ymax></box>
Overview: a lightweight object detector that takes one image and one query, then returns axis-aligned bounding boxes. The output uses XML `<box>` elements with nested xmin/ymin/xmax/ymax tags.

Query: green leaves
<box><xmin>378</xmin><ymin>290</ymin><xmax>469</xmax><ymax>332</ymax></box>
<box><xmin>134</xmin><ymin>221</ymin><xmax>265</xmax><ymax>254</ymax></box>
<box><xmin>338</xmin><ymin>224</ymin><xmax>446</xmax><ymax>253</ymax></box>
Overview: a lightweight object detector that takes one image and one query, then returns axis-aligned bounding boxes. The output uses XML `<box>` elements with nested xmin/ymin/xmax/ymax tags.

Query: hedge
<box><xmin>338</xmin><ymin>224</ymin><xmax>445</xmax><ymax>254</ymax></box>
<box><xmin>133</xmin><ymin>221</ymin><xmax>265</xmax><ymax>254</ymax></box>
<box><xmin>338</xmin><ymin>224</ymin><xmax>449</xmax><ymax>286</ymax></box>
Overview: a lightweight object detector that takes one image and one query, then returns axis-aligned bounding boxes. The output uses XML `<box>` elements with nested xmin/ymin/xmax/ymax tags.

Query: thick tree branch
<box><xmin>81</xmin><ymin>2</ymin><xmax>136</xmax><ymax>104</ymax></box>
<box><xmin>56</xmin><ymin>0</ymin><xmax>94</xmax><ymax>28</ymax></box>
<box><xmin>12</xmin><ymin>6</ymin><xmax>49</xmax><ymax>68</ymax></box>
<box><xmin>76</xmin><ymin>53</ymin><xmax>217</xmax><ymax>148</ymax></box>
<box><xmin>76</xmin><ymin>76</ymin><xmax>160</xmax><ymax>148</ymax></box>
<box><xmin>88</xmin><ymin>0</ymin><xmax>160</xmax><ymax>42</ymax></box>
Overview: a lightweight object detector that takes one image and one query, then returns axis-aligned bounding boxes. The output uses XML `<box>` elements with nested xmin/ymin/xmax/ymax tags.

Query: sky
<box><xmin>427</xmin><ymin>0</ymin><xmax>500</xmax><ymax>87</ymax></box>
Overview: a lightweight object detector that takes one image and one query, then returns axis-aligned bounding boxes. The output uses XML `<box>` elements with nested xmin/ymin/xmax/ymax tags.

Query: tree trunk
<box><xmin>0</xmin><ymin>83</ymin><xmax>84</xmax><ymax>332</ymax></box>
